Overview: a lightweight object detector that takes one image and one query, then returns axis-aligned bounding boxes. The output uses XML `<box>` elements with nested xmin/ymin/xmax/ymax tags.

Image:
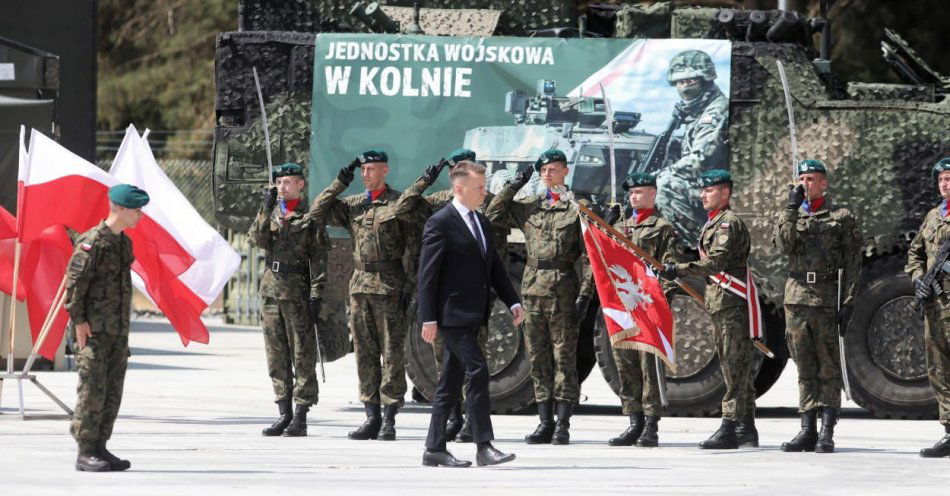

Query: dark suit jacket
<box><xmin>417</xmin><ymin>203</ymin><xmax>520</xmax><ymax>328</ymax></box>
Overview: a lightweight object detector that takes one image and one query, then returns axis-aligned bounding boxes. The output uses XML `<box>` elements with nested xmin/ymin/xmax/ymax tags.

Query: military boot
<box><xmin>736</xmin><ymin>411</ymin><xmax>759</xmax><ymax>448</ymax></box>
<box><xmin>348</xmin><ymin>403</ymin><xmax>382</xmax><ymax>440</ymax></box>
<box><xmin>608</xmin><ymin>413</ymin><xmax>644</xmax><ymax>446</ymax></box>
<box><xmin>97</xmin><ymin>442</ymin><xmax>131</xmax><ymax>471</ymax></box>
<box><xmin>551</xmin><ymin>401</ymin><xmax>573</xmax><ymax>445</ymax></box>
<box><xmin>919</xmin><ymin>424</ymin><xmax>950</xmax><ymax>458</ymax></box>
<box><xmin>75</xmin><ymin>448</ymin><xmax>111</xmax><ymax>472</ymax></box>
<box><xmin>262</xmin><ymin>398</ymin><xmax>293</xmax><ymax>436</ymax></box>
<box><xmin>445</xmin><ymin>403</ymin><xmax>464</xmax><ymax>442</ymax></box>
<box><xmin>781</xmin><ymin>409</ymin><xmax>819</xmax><ymax>452</ymax></box>
<box><xmin>699</xmin><ymin>419</ymin><xmax>739</xmax><ymax>449</ymax></box>
<box><xmin>378</xmin><ymin>405</ymin><xmax>399</xmax><ymax>441</ymax></box>
<box><xmin>456</xmin><ymin>419</ymin><xmax>474</xmax><ymax>443</ymax></box>
<box><xmin>636</xmin><ymin>416</ymin><xmax>660</xmax><ymax>448</ymax></box>
<box><xmin>525</xmin><ymin>400</ymin><xmax>555</xmax><ymax>444</ymax></box>
<box><xmin>815</xmin><ymin>407</ymin><xmax>839</xmax><ymax>453</ymax></box>
<box><xmin>283</xmin><ymin>404</ymin><xmax>310</xmax><ymax>437</ymax></box>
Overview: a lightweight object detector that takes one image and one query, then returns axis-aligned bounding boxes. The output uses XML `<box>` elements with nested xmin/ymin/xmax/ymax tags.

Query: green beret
<box><xmin>696</xmin><ymin>169</ymin><xmax>732</xmax><ymax>188</ymax></box>
<box><xmin>534</xmin><ymin>149</ymin><xmax>567</xmax><ymax>171</ymax></box>
<box><xmin>447</xmin><ymin>148</ymin><xmax>476</xmax><ymax>166</ymax></box>
<box><xmin>273</xmin><ymin>162</ymin><xmax>304</xmax><ymax>178</ymax></box>
<box><xmin>108</xmin><ymin>184</ymin><xmax>150</xmax><ymax>208</ymax></box>
<box><xmin>622</xmin><ymin>172</ymin><xmax>656</xmax><ymax>190</ymax></box>
<box><xmin>797</xmin><ymin>159</ymin><xmax>827</xmax><ymax>176</ymax></box>
<box><xmin>932</xmin><ymin>157</ymin><xmax>950</xmax><ymax>180</ymax></box>
<box><xmin>358</xmin><ymin>149</ymin><xmax>388</xmax><ymax>164</ymax></box>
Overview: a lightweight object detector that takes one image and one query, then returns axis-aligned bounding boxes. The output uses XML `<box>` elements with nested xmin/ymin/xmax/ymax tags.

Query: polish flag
<box><xmin>581</xmin><ymin>213</ymin><xmax>676</xmax><ymax>371</ymax></box>
<box><xmin>109</xmin><ymin>125</ymin><xmax>240</xmax><ymax>345</ymax></box>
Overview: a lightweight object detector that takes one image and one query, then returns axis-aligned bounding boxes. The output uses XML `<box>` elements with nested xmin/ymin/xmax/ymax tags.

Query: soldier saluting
<box><xmin>773</xmin><ymin>159</ymin><xmax>862</xmax><ymax>454</ymax></box>
<box><xmin>605</xmin><ymin>172</ymin><xmax>680</xmax><ymax>448</ymax></box>
<box><xmin>249</xmin><ymin>163</ymin><xmax>328</xmax><ymax>437</ymax></box>
<box><xmin>66</xmin><ymin>184</ymin><xmax>149</xmax><ymax>472</ymax></box>
<box><xmin>310</xmin><ymin>150</ymin><xmax>416</xmax><ymax>441</ymax></box>
<box><xmin>659</xmin><ymin>170</ymin><xmax>757</xmax><ymax>449</ymax></box>
<box><xmin>486</xmin><ymin>149</ymin><xmax>593</xmax><ymax>446</ymax></box>
<box><xmin>907</xmin><ymin>157</ymin><xmax>950</xmax><ymax>458</ymax></box>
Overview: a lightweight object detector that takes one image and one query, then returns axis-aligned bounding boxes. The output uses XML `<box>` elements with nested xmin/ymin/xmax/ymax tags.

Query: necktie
<box><xmin>468</xmin><ymin>211</ymin><xmax>486</xmax><ymax>257</ymax></box>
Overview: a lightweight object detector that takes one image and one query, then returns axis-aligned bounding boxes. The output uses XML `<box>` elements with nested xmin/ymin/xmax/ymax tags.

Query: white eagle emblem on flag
<box><xmin>608</xmin><ymin>264</ymin><xmax>653</xmax><ymax>310</ymax></box>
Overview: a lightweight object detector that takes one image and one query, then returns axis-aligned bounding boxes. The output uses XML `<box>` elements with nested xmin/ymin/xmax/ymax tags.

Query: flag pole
<box><xmin>655</xmin><ymin>355</ymin><xmax>669</xmax><ymax>407</ymax></box>
<box><xmin>21</xmin><ymin>273</ymin><xmax>68</xmax><ymax>376</ymax></box>
<box><xmin>6</xmin><ymin>242</ymin><xmax>21</xmax><ymax>374</ymax></box>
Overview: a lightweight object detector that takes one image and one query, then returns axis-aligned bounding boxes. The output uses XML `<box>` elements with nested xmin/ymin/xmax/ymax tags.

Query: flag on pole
<box><xmin>580</xmin><ymin>213</ymin><xmax>676</xmax><ymax>371</ymax></box>
<box><xmin>109</xmin><ymin>125</ymin><xmax>240</xmax><ymax>345</ymax></box>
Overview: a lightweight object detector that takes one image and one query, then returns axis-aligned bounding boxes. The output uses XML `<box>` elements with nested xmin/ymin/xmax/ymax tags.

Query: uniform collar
<box><xmin>365</xmin><ymin>185</ymin><xmax>392</xmax><ymax>204</ymax></box>
<box><xmin>802</xmin><ymin>196</ymin><xmax>827</xmax><ymax>214</ymax></box>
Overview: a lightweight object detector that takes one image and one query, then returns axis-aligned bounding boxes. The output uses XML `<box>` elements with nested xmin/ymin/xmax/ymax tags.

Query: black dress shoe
<box><xmin>422</xmin><ymin>449</ymin><xmax>472</xmax><ymax>467</ymax></box>
<box><xmin>476</xmin><ymin>444</ymin><xmax>516</xmax><ymax>467</ymax></box>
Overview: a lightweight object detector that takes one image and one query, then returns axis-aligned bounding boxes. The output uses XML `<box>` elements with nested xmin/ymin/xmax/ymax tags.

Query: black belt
<box><xmin>526</xmin><ymin>257</ymin><xmax>574</xmax><ymax>270</ymax></box>
<box><xmin>353</xmin><ymin>260</ymin><xmax>403</xmax><ymax>272</ymax></box>
<box><xmin>789</xmin><ymin>270</ymin><xmax>837</xmax><ymax>283</ymax></box>
<box><xmin>265</xmin><ymin>257</ymin><xmax>309</xmax><ymax>275</ymax></box>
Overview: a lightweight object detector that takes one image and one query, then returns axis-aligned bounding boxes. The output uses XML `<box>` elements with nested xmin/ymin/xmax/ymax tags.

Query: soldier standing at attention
<box><xmin>392</xmin><ymin>148</ymin><xmax>509</xmax><ymax>443</ymax></box>
<box><xmin>249</xmin><ymin>163</ymin><xmax>328</xmax><ymax>438</ymax></box>
<box><xmin>907</xmin><ymin>157</ymin><xmax>950</xmax><ymax>458</ymax></box>
<box><xmin>773</xmin><ymin>159</ymin><xmax>862</xmax><ymax>454</ymax></box>
<box><xmin>486</xmin><ymin>149</ymin><xmax>593</xmax><ymax>446</ymax></box>
<box><xmin>310</xmin><ymin>150</ymin><xmax>415</xmax><ymax>441</ymax></box>
<box><xmin>659</xmin><ymin>170</ymin><xmax>756</xmax><ymax>449</ymax></box>
<box><xmin>605</xmin><ymin>173</ymin><xmax>679</xmax><ymax>448</ymax></box>
<box><xmin>67</xmin><ymin>184</ymin><xmax>149</xmax><ymax>472</ymax></box>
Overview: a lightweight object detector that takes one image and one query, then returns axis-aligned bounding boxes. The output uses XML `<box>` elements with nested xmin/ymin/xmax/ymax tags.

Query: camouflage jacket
<box><xmin>906</xmin><ymin>204</ymin><xmax>950</xmax><ymax>302</ymax></box>
<box><xmin>676</xmin><ymin>206</ymin><xmax>750</xmax><ymax>314</ymax></box>
<box><xmin>668</xmin><ymin>85</ymin><xmax>729</xmax><ymax>176</ymax></box>
<box><xmin>614</xmin><ymin>211</ymin><xmax>681</xmax><ymax>298</ymax></box>
<box><xmin>310</xmin><ymin>178</ymin><xmax>415</xmax><ymax>296</ymax></box>
<box><xmin>392</xmin><ymin>177</ymin><xmax>509</xmax><ymax>261</ymax></box>
<box><xmin>249</xmin><ymin>199</ymin><xmax>329</xmax><ymax>300</ymax></box>
<box><xmin>64</xmin><ymin>221</ymin><xmax>134</xmax><ymax>336</ymax></box>
<box><xmin>773</xmin><ymin>199</ymin><xmax>863</xmax><ymax>307</ymax></box>
<box><xmin>486</xmin><ymin>183</ymin><xmax>593</xmax><ymax>299</ymax></box>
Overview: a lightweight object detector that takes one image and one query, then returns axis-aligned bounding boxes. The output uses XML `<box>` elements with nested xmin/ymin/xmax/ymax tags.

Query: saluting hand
<box><xmin>421</xmin><ymin>322</ymin><xmax>438</xmax><ymax>344</ymax></box>
<box><xmin>75</xmin><ymin>322</ymin><xmax>92</xmax><ymax>349</ymax></box>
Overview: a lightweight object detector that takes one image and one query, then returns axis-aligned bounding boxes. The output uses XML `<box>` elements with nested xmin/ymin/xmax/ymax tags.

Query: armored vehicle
<box><xmin>213</xmin><ymin>1</ymin><xmax>950</xmax><ymax>418</ymax></box>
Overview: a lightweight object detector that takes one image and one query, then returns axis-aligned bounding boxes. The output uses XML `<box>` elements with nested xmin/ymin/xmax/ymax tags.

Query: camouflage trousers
<box><xmin>924</xmin><ymin>301</ymin><xmax>950</xmax><ymax>426</ymax></box>
<box><xmin>261</xmin><ymin>297</ymin><xmax>319</xmax><ymax>406</ymax></box>
<box><xmin>433</xmin><ymin>324</ymin><xmax>489</xmax><ymax>404</ymax></box>
<box><xmin>785</xmin><ymin>305</ymin><xmax>841</xmax><ymax>412</ymax></box>
<box><xmin>523</xmin><ymin>294</ymin><xmax>580</xmax><ymax>404</ymax></box>
<box><xmin>70</xmin><ymin>332</ymin><xmax>128</xmax><ymax>453</ymax></box>
<box><xmin>349</xmin><ymin>293</ymin><xmax>407</xmax><ymax>407</ymax></box>
<box><xmin>612</xmin><ymin>347</ymin><xmax>663</xmax><ymax>416</ymax></box>
<box><xmin>711</xmin><ymin>305</ymin><xmax>757</xmax><ymax>421</ymax></box>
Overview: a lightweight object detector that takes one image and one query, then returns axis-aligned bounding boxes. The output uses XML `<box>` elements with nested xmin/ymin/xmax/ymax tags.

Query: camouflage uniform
<box><xmin>773</xmin><ymin>198</ymin><xmax>862</xmax><ymax>412</ymax></box>
<box><xmin>65</xmin><ymin>222</ymin><xmax>134</xmax><ymax>454</ymax></box>
<box><xmin>249</xmin><ymin>199</ymin><xmax>329</xmax><ymax>406</ymax></box>
<box><xmin>311</xmin><ymin>178</ymin><xmax>415</xmax><ymax>407</ymax></box>
<box><xmin>906</xmin><ymin>205</ymin><xmax>950</xmax><ymax>427</ymax></box>
<box><xmin>612</xmin><ymin>211</ymin><xmax>680</xmax><ymax>416</ymax></box>
<box><xmin>486</xmin><ymin>185</ymin><xmax>592</xmax><ymax>405</ymax></box>
<box><xmin>656</xmin><ymin>50</ymin><xmax>729</xmax><ymax>246</ymax></box>
<box><xmin>675</xmin><ymin>207</ymin><xmax>755</xmax><ymax>421</ymax></box>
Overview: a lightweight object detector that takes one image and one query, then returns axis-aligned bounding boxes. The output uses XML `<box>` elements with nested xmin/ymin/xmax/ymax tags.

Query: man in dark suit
<box><xmin>418</xmin><ymin>160</ymin><xmax>523</xmax><ymax>467</ymax></box>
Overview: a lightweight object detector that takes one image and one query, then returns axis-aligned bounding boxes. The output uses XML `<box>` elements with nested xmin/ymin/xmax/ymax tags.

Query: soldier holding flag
<box><xmin>773</xmin><ymin>159</ymin><xmax>862</xmax><ymax>454</ymax></box>
<box><xmin>659</xmin><ymin>169</ymin><xmax>758</xmax><ymax>449</ymax></box>
<box><xmin>604</xmin><ymin>172</ymin><xmax>680</xmax><ymax>448</ymax></box>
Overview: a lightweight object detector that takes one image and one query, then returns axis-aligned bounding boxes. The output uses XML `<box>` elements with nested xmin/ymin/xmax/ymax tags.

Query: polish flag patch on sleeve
<box><xmin>720</xmin><ymin>222</ymin><xmax>730</xmax><ymax>229</ymax></box>
<box><xmin>81</xmin><ymin>242</ymin><xmax>93</xmax><ymax>251</ymax></box>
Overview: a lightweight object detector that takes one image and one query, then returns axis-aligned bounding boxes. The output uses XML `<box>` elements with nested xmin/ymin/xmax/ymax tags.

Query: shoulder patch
<box><xmin>81</xmin><ymin>242</ymin><xmax>93</xmax><ymax>251</ymax></box>
<box><xmin>719</xmin><ymin>222</ymin><xmax>730</xmax><ymax>229</ymax></box>
<box><xmin>701</xmin><ymin>115</ymin><xmax>714</xmax><ymax>125</ymax></box>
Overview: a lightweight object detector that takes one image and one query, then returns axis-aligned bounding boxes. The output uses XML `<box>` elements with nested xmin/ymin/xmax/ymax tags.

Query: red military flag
<box><xmin>580</xmin><ymin>213</ymin><xmax>676</xmax><ymax>371</ymax></box>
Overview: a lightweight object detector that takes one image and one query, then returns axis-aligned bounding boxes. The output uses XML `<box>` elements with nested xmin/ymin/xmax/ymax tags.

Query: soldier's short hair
<box><xmin>449</xmin><ymin>160</ymin><xmax>486</xmax><ymax>183</ymax></box>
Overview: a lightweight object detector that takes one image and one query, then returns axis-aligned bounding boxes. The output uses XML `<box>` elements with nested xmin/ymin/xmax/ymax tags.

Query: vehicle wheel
<box><xmin>845</xmin><ymin>256</ymin><xmax>937</xmax><ymax>419</ymax></box>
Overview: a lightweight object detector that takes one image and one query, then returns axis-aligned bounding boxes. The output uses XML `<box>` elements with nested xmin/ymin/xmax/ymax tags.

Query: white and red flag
<box><xmin>109</xmin><ymin>125</ymin><xmax>240</xmax><ymax>345</ymax></box>
<box><xmin>580</xmin><ymin>213</ymin><xmax>676</xmax><ymax>371</ymax></box>
<box><xmin>708</xmin><ymin>270</ymin><xmax>764</xmax><ymax>340</ymax></box>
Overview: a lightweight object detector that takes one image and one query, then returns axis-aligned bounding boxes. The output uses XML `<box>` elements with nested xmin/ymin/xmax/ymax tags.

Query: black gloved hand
<box><xmin>421</xmin><ymin>159</ymin><xmax>447</xmax><ymax>186</ymax></box>
<box><xmin>308</xmin><ymin>298</ymin><xmax>321</xmax><ymax>324</ymax></box>
<box><xmin>836</xmin><ymin>304</ymin><xmax>853</xmax><ymax>336</ymax></box>
<box><xmin>338</xmin><ymin>159</ymin><xmax>361</xmax><ymax>185</ymax></box>
<box><xmin>263</xmin><ymin>186</ymin><xmax>278</xmax><ymax>211</ymax></box>
<box><xmin>787</xmin><ymin>184</ymin><xmax>806</xmax><ymax>210</ymax></box>
<box><xmin>658</xmin><ymin>263</ymin><xmax>678</xmax><ymax>281</ymax></box>
<box><xmin>511</xmin><ymin>167</ymin><xmax>534</xmax><ymax>189</ymax></box>
<box><xmin>604</xmin><ymin>204</ymin><xmax>622</xmax><ymax>226</ymax></box>
<box><xmin>574</xmin><ymin>296</ymin><xmax>591</xmax><ymax>324</ymax></box>
<box><xmin>913</xmin><ymin>278</ymin><xmax>933</xmax><ymax>302</ymax></box>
